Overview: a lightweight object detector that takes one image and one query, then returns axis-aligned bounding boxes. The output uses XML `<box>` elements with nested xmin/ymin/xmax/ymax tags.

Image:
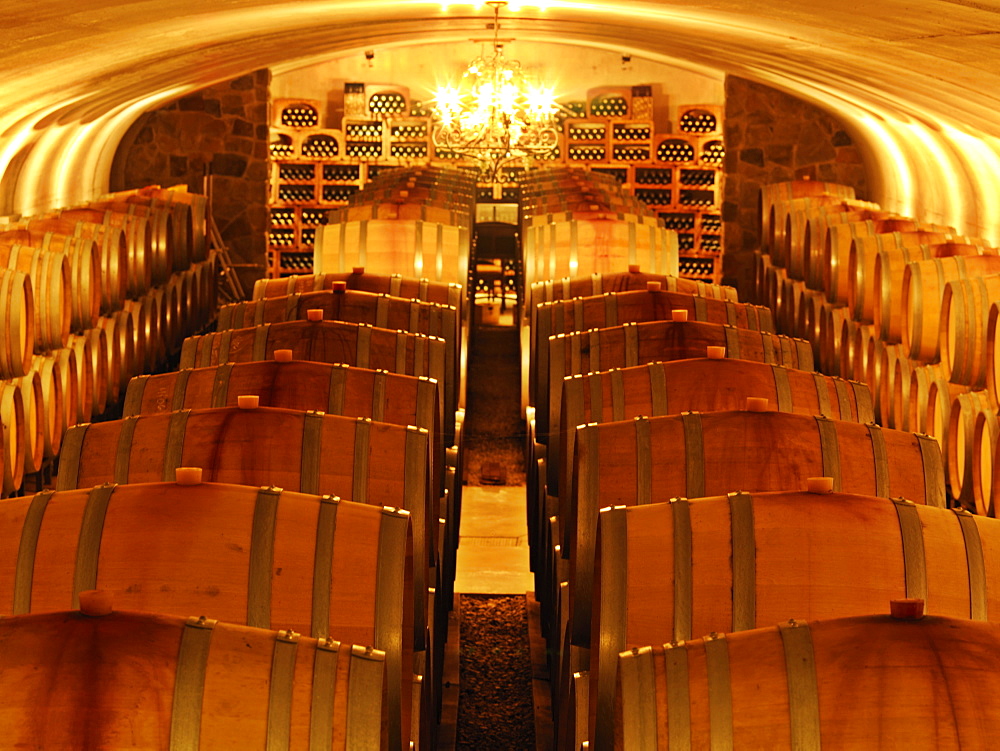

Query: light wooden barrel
<box><xmin>555</xmin><ymin>357</ymin><xmax>873</xmax><ymax>499</ymax></box>
<box><xmin>888</xmin><ymin>355</ymin><xmax>918</xmax><ymax>432</ymax></box>
<box><xmin>329</xmin><ymin>200</ymin><xmax>472</xmax><ymax>227</ymax></box>
<box><xmin>122</xmin><ymin>360</ymin><xmax>444</xmax><ymax>497</ymax></box>
<box><xmin>824</xmin><ymin>219</ymin><xmax>929</xmax><ymax>305</ymax></box>
<box><xmin>0</xmin><ymin>607</ymin><xmax>388</xmax><ymax>750</ymax></box>
<box><xmin>528</xmin><ymin>270</ymin><xmax>738</xmax><ymax>310</ymax></box>
<box><xmin>97</xmin><ymin>311</ymin><xmax>134</xmax><ymax>398</ymax></box>
<box><xmin>752</xmin><ymin>251</ymin><xmax>772</xmax><ymax>306</ymax></box>
<box><xmin>253</xmin><ymin>269</ymin><xmax>464</xmax><ymax>310</ymax></box>
<box><xmin>123</xmin><ymin>295</ymin><xmax>154</xmax><ymax>374</ymax></box>
<box><xmin>773</xmin><ymin>196</ymin><xmax>877</xmax><ymax>270</ymax></box>
<box><xmin>191</xmin><ymin>254</ymin><xmax>218</xmax><ymax>330</ymax></box>
<box><xmin>615</xmin><ymin>612</ymin><xmax>1000</xmax><ymax>750</ymax></box>
<box><xmin>0</xmin><ymin>481</ymin><xmax>410</xmax><ymax>750</ymax></box>
<box><xmin>974</xmin><ymin>409</ymin><xmax>999</xmax><ymax>516</ymax></box>
<box><xmin>88</xmin><ymin>200</ymin><xmax>173</xmax><ymax>285</ymax></box>
<box><xmin>776</xmin><ymin>276</ymin><xmax>801</xmax><ymax>337</ymax></box>
<box><xmin>850</xmin><ymin>231</ymin><xmax>962</xmax><ymax>325</ymax></box>
<box><xmin>179</xmin><ymin>320</ymin><xmax>449</xmax><ymax>438</ymax></box>
<box><xmin>567</xmin><ymin>410</ymin><xmax>946</xmax><ymax>651</ymax></box>
<box><xmin>544</xmin><ymin>320</ymin><xmax>814</xmax><ymax>449</ymax></box>
<box><xmin>48</xmin><ymin>348</ymin><xmax>79</xmax><ymax>433</ymax></box>
<box><xmin>55</xmin><ymin>206</ymin><xmax>153</xmax><ymax>298</ymax></box>
<box><xmin>521</xmin><ymin>217</ymin><xmax>678</xmax><ymax>285</ymax></box>
<box><xmin>315</xmin><ymin>218</ymin><xmax>470</xmax><ymax>285</ymax></box>
<box><xmin>0</xmin><ymin>229</ymin><xmax>102</xmax><ymax>331</ymax></box>
<box><xmin>218</xmin><ymin>289</ymin><xmax>459</xmax><ymax>410</ymax></box>
<box><xmin>902</xmin><ymin>253</ymin><xmax>1000</xmax><ymax>362</ymax></box>
<box><xmin>7</xmin><ymin>371</ymin><xmax>43</xmax><ymax>475</ymax></box>
<box><xmin>137</xmin><ymin>185</ymin><xmax>209</xmax><ymax>263</ymax></box>
<box><xmin>17</xmin><ymin>216</ymin><xmax>128</xmax><ymax>311</ymax></box>
<box><xmin>534</xmin><ymin>289</ymin><xmax>775</xmax><ymax>414</ymax></box>
<box><xmin>28</xmin><ymin>354</ymin><xmax>64</xmax><ymax>459</ymax></box>
<box><xmin>759</xmin><ymin>180</ymin><xmax>855</xmax><ymax>255</ymax></box>
<box><xmin>875</xmin><ymin>342</ymin><xmax>909</xmax><ymax>427</ymax></box>
<box><xmin>67</xmin><ymin>328</ymin><xmax>107</xmax><ymax>419</ymax></box>
<box><xmin>107</xmin><ymin>191</ymin><xmax>193</xmax><ymax>273</ymax></box>
<box><xmin>851</xmin><ymin>322</ymin><xmax>878</xmax><ymax>385</ymax></box>
<box><xmin>0</xmin><ymin>383</ymin><xmax>22</xmax><ymax>494</ymax></box>
<box><xmin>794</xmin><ymin>207</ymin><xmax>865</xmax><ymax>288</ymax></box>
<box><xmin>795</xmin><ymin>287</ymin><xmax>826</xmax><ymax>351</ymax></box>
<box><xmin>0</xmin><ymin>269</ymin><xmax>33</xmax><ymax>378</ymax></box>
<box><xmin>0</xmin><ymin>243</ymin><xmax>71</xmax><ymax>351</ymax></box>
<box><xmin>907</xmin><ymin>361</ymin><xmax>951</xmax><ymax>436</ymax></box>
<box><xmin>595</xmin><ymin>493</ymin><xmax>1000</xmax><ymax>749</ymax></box>
<box><xmin>940</xmin><ymin>275</ymin><xmax>1000</xmax><ymax>389</ymax></box>
<box><xmin>55</xmin><ymin>406</ymin><xmax>433</xmax><ymax>649</ymax></box>
<box><xmin>946</xmin><ymin>389</ymin><xmax>993</xmax><ymax>511</ymax></box>
<box><xmin>817</xmin><ymin>302</ymin><xmax>850</xmax><ymax>376</ymax></box>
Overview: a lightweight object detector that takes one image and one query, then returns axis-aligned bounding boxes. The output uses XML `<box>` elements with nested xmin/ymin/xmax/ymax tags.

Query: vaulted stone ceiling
<box><xmin>3</xmin><ymin>1</ymin><xmax>999</xmax><ymax>237</ymax></box>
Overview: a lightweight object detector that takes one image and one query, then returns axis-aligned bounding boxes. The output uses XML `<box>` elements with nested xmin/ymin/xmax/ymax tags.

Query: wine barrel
<box><xmin>615</xmin><ymin>612</ymin><xmax>1000</xmax><ymax>750</ymax></box>
<box><xmin>906</xmin><ymin>361</ymin><xmax>950</xmax><ymax>436</ymax></box>
<box><xmin>0</xmin><ymin>481</ymin><xmax>411</xmax><ymax>750</ymax></box>
<box><xmin>817</xmin><ymin>302</ymin><xmax>850</xmax><ymax>376</ymax></box>
<box><xmin>534</xmin><ymin>289</ymin><xmax>775</xmax><ymax>416</ymax></box>
<box><xmin>0</xmin><ymin>229</ymin><xmax>102</xmax><ymax>331</ymax></box>
<box><xmin>567</xmin><ymin>410</ymin><xmax>945</xmax><ymax>650</ymax></box>
<box><xmin>15</xmin><ymin>216</ymin><xmax>128</xmax><ymax>311</ymax></box>
<box><xmin>544</xmin><ymin>320</ymin><xmax>814</xmax><ymax>447</ymax></box>
<box><xmin>137</xmin><ymin>185</ymin><xmax>209</xmax><ymax>263</ymax></box>
<box><xmin>48</xmin><ymin>348</ymin><xmax>79</xmax><ymax>433</ymax></box>
<box><xmin>315</xmin><ymin>217</ymin><xmax>470</xmax><ymax>285</ymax></box>
<box><xmin>55</xmin><ymin>406</ymin><xmax>433</xmax><ymax>646</ymax></box>
<box><xmin>529</xmin><ymin>270</ymin><xmax>738</xmax><ymax>314</ymax></box>
<box><xmin>824</xmin><ymin>218</ymin><xmax>929</xmax><ymax>305</ymax></box>
<box><xmin>97</xmin><ymin>311</ymin><xmax>134</xmax><ymax>400</ymax></box>
<box><xmin>521</xmin><ymin>216</ymin><xmax>678</xmax><ymax>286</ymax></box>
<box><xmin>28</xmin><ymin>354</ymin><xmax>63</xmax><ymax>459</ymax></box>
<box><xmin>759</xmin><ymin>180</ymin><xmax>855</xmax><ymax>255</ymax></box>
<box><xmin>902</xmin><ymin>253</ymin><xmax>1000</xmax><ymax>362</ymax></box>
<box><xmin>594</xmin><ymin>493</ymin><xmax>1000</xmax><ymax>749</ymax></box>
<box><xmin>7</xmin><ymin>370</ymin><xmax>43</xmax><ymax>475</ymax></box>
<box><xmin>0</xmin><ymin>383</ymin><xmax>21</xmax><ymax>495</ymax></box>
<box><xmin>945</xmin><ymin>389</ymin><xmax>993</xmax><ymax>511</ymax></box>
<box><xmin>974</xmin><ymin>409</ymin><xmax>998</xmax><ymax>516</ymax></box>
<box><xmin>55</xmin><ymin>206</ymin><xmax>153</xmax><ymax>298</ymax></box>
<box><xmin>217</xmin><ymin>289</ymin><xmax>459</xmax><ymax>407</ymax></box>
<box><xmin>889</xmin><ymin>355</ymin><xmax>918</xmax><ymax>432</ymax></box>
<box><xmin>850</xmin><ymin>231</ymin><xmax>964</xmax><ymax>325</ymax></box>
<box><xmin>940</xmin><ymin>275</ymin><xmax>1000</xmax><ymax>389</ymax></box>
<box><xmin>179</xmin><ymin>320</ymin><xmax>450</xmax><ymax>438</ymax></box>
<box><xmin>67</xmin><ymin>328</ymin><xmax>107</xmax><ymax>420</ymax></box>
<box><xmin>0</xmin><ymin>607</ymin><xmax>389</xmax><ymax>750</ymax></box>
<box><xmin>0</xmin><ymin>243</ymin><xmax>71</xmax><ymax>351</ymax></box>
<box><xmin>253</xmin><ymin>269</ymin><xmax>464</xmax><ymax>310</ymax></box>
<box><xmin>555</xmin><ymin>357</ymin><xmax>873</xmax><ymax>498</ymax></box>
<box><xmin>0</xmin><ymin>268</ymin><xmax>33</xmax><ymax>378</ymax></box>
<box><xmin>773</xmin><ymin>196</ymin><xmax>878</xmax><ymax>270</ymax></box>
<box><xmin>123</xmin><ymin>295</ymin><xmax>155</xmax><ymax>374</ymax></box>
<box><xmin>88</xmin><ymin>200</ymin><xmax>173</xmax><ymax>285</ymax></box>
<box><xmin>122</xmin><ymin>360</ymin><xmax>443</xmax><ymax>497</ymax></box>
<box><xmin>107</xmin><ymin>190</ymin><xmax>193</xmax><ymax>273</ymax></box>
<box><xmin>875</xmin><ymin>342</ymin><xmax>908</xmax><ymax>427</ymax></box>
<box><xmin>329</xmin><ymin>199</ymin><xmax>472</xmax><ymax>227</ymax></box>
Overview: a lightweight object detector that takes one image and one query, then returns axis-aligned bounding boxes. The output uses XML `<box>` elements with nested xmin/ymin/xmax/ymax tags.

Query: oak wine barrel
<box><xmin>0</xmin><ymin>383</ymin><xmax>22</xmax><ymax>495</ymax></box>
<box><xmin>28</xmin><ymin>353</ymin><xmax>64</xmax><ymax>459</ymax></box>
<box><xmin>0</xmin><ymin>243</ymin><xmax>71</xmax><ymax>351</ymax></box>
<box><xmin>0</xmin><ymin>268</ymin><xmax>33</xmax><ymax>378</ymax></box>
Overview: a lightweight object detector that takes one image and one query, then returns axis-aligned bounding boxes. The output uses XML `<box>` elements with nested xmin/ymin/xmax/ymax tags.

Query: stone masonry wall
<box><xmin>723</xmin><ymin>76</ymin><xmax>869</xmax><ymax>299</ymax></box>
<box><xmin>111</xmin><ymin>70</ymin><xmax>270</xmax><ymax>293</ymax></box>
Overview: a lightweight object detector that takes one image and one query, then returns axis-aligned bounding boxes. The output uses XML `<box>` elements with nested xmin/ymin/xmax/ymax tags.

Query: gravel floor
<box><xmin>457</xmin><ymin>595</ymin><xmax>535</xmax><ymax>750</ymax></box>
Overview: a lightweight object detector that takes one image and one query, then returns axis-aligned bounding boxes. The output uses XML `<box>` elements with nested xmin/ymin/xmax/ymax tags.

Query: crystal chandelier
<box><xmin>432</xmin><ymin>0</ymin><xmax>560</xmax><ymax>184</ymax></box>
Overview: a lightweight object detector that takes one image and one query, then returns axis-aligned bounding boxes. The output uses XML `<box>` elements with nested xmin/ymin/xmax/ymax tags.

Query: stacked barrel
<box><xmin>313</xmin><ymin>165</ymin><xmax>475</xmax><ymax>286</ymax></box>
<box><xmin>0</xmin><ymin>185</ymin><xmax>216</xmax><ymax>497</ymax></box>
<box><xmin>759</xmin><ymin>179</ymin><xmax>1000</xmax><ymax>517</ymax></box>
<box><xmin>0</xmin><ymin>262</ymin><xmax>465</xmax><ymax>748</ymax></box>
<box><xmin>520</xmin><ymin>167</ymin><xmax>679</xmax><ymax>289</ymax></box>
<box><xmin>526</xmin><ymin>225</ymin><xmax>1000</xmax><ymax>745</ymax></box>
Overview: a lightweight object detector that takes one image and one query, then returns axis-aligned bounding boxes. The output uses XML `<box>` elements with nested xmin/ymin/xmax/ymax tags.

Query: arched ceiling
<box><xmin>4</xmin><ymin>0</ymin><xmax>1000</xmax><ymax>237</ymax></box>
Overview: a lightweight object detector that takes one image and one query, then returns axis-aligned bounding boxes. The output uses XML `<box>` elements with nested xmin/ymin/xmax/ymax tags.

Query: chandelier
<box><xmin>432</xmin><ymin>0</ymin><xmax>561</xmax><ymax>184</ymax></box>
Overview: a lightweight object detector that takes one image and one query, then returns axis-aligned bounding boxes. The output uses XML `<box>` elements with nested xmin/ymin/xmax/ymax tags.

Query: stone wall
<box><xmin>723</xmin><ymin>76</ymin><xmax>869</xmax><ymax>298</ymax></box>
<box><xmin>111</xmin><ymin>70</ymin><xmax>270</xmax><ymax>292</ymax></box>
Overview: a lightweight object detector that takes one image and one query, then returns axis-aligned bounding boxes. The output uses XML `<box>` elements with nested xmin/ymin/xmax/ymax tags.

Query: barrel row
<box><xmin>757</xmin><ymin>178</ymin><xmax>1000</xmax><ymax>520</ymax></box>
<box><xmin>0</xmin><ymin>189</ymin><xmax>217</xmax><ymax>497</ymax></box>
<box><xmin>27</xmin><ymin>267</ymin><xmax>468</xmax><ymax>748</ymax></box>
<box><xmin>517</xmin><ymin>243</ymin><xmax>964</xmax><ymax>749</ymax></box>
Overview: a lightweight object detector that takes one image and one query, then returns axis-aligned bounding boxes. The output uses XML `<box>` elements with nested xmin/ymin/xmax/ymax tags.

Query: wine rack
<box><xmin>267</xmin><ymin>86</ymin><xmax>726</xmax><ymax>281</ymax></box>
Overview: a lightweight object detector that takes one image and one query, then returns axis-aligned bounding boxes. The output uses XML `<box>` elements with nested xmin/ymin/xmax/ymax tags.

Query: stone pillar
<box><xmin>723</xmin><ymin>76</ymin><xmax>868</xmax><ymax>299</ymax></box>
<box><xmin>111</xmin><ymin>70</ymin><xmax>271</xmax><ymax>295</ymax></box>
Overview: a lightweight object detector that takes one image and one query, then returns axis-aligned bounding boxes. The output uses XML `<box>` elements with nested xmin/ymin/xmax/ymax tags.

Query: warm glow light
<box><xmin>432</xmin><ymin>0</ymin><xmax>562</xmax><ymax>182</ymax></box>
<box><xmin>942</xmin><ymin>125</ymin><xmax>1000</xmax><ymax>244</ymax></box>
<box><xmin>857</xmin><ymin>114</ymin><xmax>915</xmax><ymax>217</ymax></box>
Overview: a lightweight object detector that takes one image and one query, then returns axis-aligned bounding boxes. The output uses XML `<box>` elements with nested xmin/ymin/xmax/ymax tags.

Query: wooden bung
<box><xmin>174</xmin><ymin>466</ymin><xmax>202</xmax><ymax>485</ymax></box>
<box><xmin>273</xmin><ymin>348</ymin><xmax>293</xmax><ymax>362</ymax></box>
<box><xmin>78</xmin><ymin>589</ymin><xmax>113</xmax><ymax>616</ymax></box>
<box><xmin>646</xmin><ymin>281</ymin><xmax>661</xmax><ymax>292</ymax></box>
<box><xmin>808</xmin><ymin>476</ymin><xmax>835</xmax><ymax>493</ymax></box>
<box><xmin>746</xmin><ymin>396</ymin><xmax>769</xmax><ymax>412</ymax></box>
<box><xmin>306</xmin><ymin>308</ymin><xmax>324</xmax><ymax>321</ymax></box>
<box><xmin>670</xmin><ymin>309</ymin><xmax>688</xmax><ymax>322</ymax></box>
<box><xmin>707</xmin><ymin>345</ymin><xmax>726</xmax><ymax>359</ymax></box>
<box><xmin>236</xmin><ymin>394</ymin><xmax>259</xmax><ymax>409</ymax></box>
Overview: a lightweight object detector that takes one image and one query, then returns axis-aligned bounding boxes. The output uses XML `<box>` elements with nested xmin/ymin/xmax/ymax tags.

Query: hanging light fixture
<box><xmin>432</xmin><ymin>0</ymin><xmax>561</xmax><ymax>185</ymax></box>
